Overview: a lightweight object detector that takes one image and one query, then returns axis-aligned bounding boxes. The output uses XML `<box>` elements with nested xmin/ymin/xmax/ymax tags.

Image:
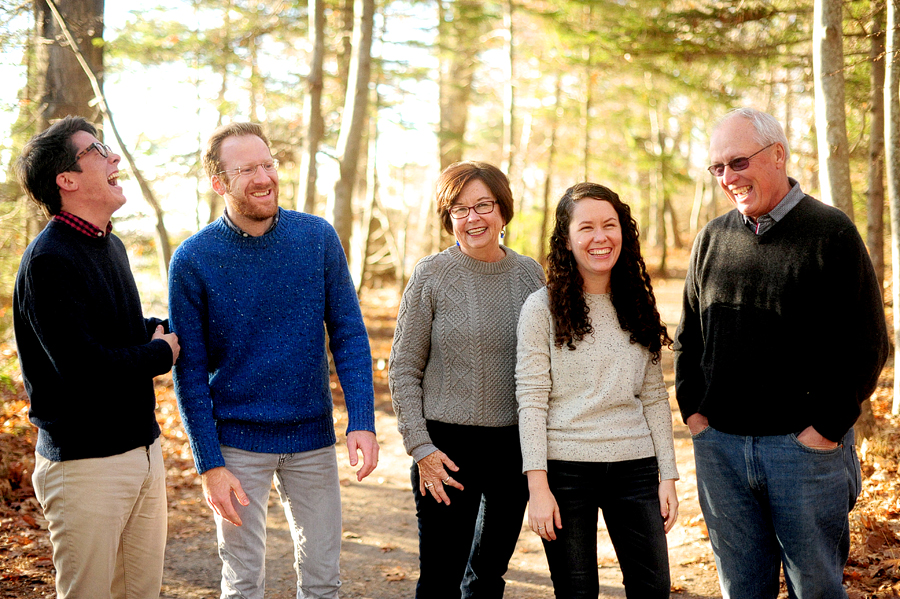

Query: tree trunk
<box><xmin>867</xmin><ymin>3</ymin><xmax>886</xmax><ymax>293</ymax></box>
<box><xmin>886</xmin><ymin>0</ymin><xmax>900</xmax><ymax>415</ymax></box>
<box><xmin>436</xmin><ymin>0</ymin><xmax>483</xmax><ymax>252</ymax></box>
<box><xmin>501</xmin><ymin>0</ymin><xmax>515</xmax><ymax>178</ymax></box>
<box><xmin>301</xmin><ymin>0</ymin><xmax>325</xmax><ymax>214</ymax></box>
<box><xmin>437</xmin><ymin>0</ymin><xmax>482</xmax><ymax>171</ymax></box>
<box><xmin>336</xmin><ymin>0</ymin><xmax>354</xmax><ymax>103</ymax></box>
<box><xmin>813</xmin><ymin>0</ymin><xmax>854</xmax><ymax>218</ymax></box>
<box><xmin>538</xmin><ymin>73</ymin><xmax>562</xmax><ymax>267</ymax></box>
<box><xmin>332</xmin><ymin>0</ymin><xmax>374</xmax><ymax>259</ymax></box>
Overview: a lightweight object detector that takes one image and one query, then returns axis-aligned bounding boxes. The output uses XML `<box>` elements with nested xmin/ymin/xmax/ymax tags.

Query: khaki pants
<box><xmin>33</xmin><ymin>438</ymin><xmax>167</xmax><ymax>599</ymax></box>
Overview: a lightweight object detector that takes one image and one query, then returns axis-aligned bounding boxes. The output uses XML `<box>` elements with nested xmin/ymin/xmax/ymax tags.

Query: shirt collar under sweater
<box><xmin>222</xmin><ymin>207</ymin><xmax>280</xmax><ymax>237</ymax></box>
<box><xmin>447</xmin><ymin>243</ymin><xmax>519</xmax><ymax>273</ymax></box>
<box><xmin>53</xmin><ymin>211</ymin><xmax>113</xmax><ymax>238</ymax></box>
<box><xmin>741</xmin><ymin>177</ymin><xmax>803</xmax><ymax>235</ymax></box>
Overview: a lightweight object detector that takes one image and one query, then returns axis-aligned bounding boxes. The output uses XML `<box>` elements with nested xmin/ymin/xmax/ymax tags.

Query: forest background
<box><xmin>2</xmin><ymin>0</ymin><xmax>900</xmax><ymax>596</ymax></box>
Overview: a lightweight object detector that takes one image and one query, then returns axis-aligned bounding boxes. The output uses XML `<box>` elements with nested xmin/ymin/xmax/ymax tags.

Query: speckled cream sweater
<box><xmin>389</xmin><ymin>245</ymin><xmax>545</xmax><ymax>462</ymax></box>
<box><xmin>516</xmin><ymin>288</ymin><xmax>678</xmax><ymax>481</ymax></box>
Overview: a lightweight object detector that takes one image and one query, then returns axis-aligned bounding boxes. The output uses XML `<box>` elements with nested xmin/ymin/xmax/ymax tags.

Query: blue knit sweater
<box><xmin>169</xmin><ymin>209</ymin><xmax>375</xmax><ymax>474</ymax></box>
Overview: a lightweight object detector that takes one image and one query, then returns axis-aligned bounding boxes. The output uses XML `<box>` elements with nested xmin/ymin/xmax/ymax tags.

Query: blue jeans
<box><xmin>216</xmin><ymin>444</ymin><xmax>342</xmax><ymax>599</ymax></box>
<box><xmin>412</xmin><ymin>421</ymin><xmax>527</xmax><ymax>599</ymax></box>
<box><xmin>542</xmin><ymin>457</ymin><xmax>670</xmax><ymax>599</ymax></box>
<box><xmin>692</xmin><ymin>427</ymin><xmax>861</xmax><ymax>599</ymax></box>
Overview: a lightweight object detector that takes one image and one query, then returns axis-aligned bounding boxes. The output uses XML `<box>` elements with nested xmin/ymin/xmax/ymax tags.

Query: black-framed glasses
<box><xmin>707</xmin><ymin>143</ymin><xmax>776</xmax><ymax>177</ymax></box>
<box><xmin>449</xmin><ymin>200</ymin><xmax>496</xmax><ymax>219</ymax></box>
<box><xmin>216</xmin><ymin>159</ymin><xmax>280</xmax><ymax>179</ymax></box>
<box><xmin>63</xmin><ymin>142</ymin><xmax>112</xmax><ymax>172</ymax></box>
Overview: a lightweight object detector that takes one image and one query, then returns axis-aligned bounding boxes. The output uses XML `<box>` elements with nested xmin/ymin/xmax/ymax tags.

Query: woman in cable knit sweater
<box><xmin>516</xmin><ymin>183</ymin><xmax>678</xmax><ymax>598</ymax></box>
<box><xmin>389</xmin><ymin>162</ymin><xmax>545</xmax><ymax>598</ymax></box>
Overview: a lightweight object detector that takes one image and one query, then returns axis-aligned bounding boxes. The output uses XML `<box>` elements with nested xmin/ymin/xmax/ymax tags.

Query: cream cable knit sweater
<box><xmin>516</xmin><ymin>288</ymin><xmax>678</xmax><ymax>481</ymax></box>
<box><xmin>389</xmin><ymin>245</ymin><xmax>545</xmax><ymax>462</ymax></box>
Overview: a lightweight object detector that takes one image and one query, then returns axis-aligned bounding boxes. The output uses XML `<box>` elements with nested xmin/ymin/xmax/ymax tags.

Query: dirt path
<box><xmin>159</xmin><ymin>278</ymin><xmax>723</xmax><ymax>598</ymax></box>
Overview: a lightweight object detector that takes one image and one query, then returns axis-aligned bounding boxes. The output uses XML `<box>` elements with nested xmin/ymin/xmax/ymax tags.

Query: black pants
<box><xmin>412</xmin><ymin>421</ymin><xmax>527</xmax><ymax>599</ymax></box>
<box><xmin>543</xmin><ymin>457</ymin><xmax>670</xmax><ymax>599</ymax></box>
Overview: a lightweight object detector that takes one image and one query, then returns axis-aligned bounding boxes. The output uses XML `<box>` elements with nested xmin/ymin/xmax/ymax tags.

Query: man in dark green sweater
<box><xmin>674</xmin><ymin>108</ymin><xmax>888</xmax><ymax>599</ymax></box>
<box><xmin>14</xmin><ymin>116</ymin><xmax>180</xmax><ymax>599</ymax></box>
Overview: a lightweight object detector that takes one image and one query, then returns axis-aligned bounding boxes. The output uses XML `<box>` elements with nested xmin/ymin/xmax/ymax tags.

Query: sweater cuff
<box><xmin>411</xmin><ymin>443</ymin><xmax>438</xmax><ymax>463</ymax></box>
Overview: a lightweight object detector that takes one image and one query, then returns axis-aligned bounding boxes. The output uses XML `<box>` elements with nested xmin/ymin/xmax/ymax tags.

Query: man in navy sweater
<box><xmin>169</xmin><ymin>122</ymin><xmax>379</xmax><ymax>599</ymax></box>
<box><xmin>13</xmin><ymin>116</ymin><xmax>180</xmax><ymax>599</ymax></box>
<box><xmin>675</xmin><ymin>108</ymin><xmax>889</xmax><ymax>598</ymax></box>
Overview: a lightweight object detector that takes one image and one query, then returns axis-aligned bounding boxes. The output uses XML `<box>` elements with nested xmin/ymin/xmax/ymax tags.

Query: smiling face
<box><xmin>566</xmin><ymin>198</ymin><xmax>622</xmax><ymax>294</ymax></box>
<box><xmin>58</xmin><ymin>130</ymin><xmax>127</xmax><ymax>221</ymax></box>
<box><xmin>450</xmin><ymin>178</ymin><xmax>506</xmax><ymax>262</ymax></box>
<box><xmin>709</xmin><ymin>115</ymin><xmax>791</xmax><ymax>220</ymax></box>
<box><xmin>212</xmin><ymin>134</ymin><xmax>279</xmax><ymax>235</ymax></box>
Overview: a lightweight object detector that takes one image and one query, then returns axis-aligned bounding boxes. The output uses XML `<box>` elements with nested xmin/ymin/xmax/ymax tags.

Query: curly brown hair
<box><xmin>546</xmin><ymin>182</ymin><xmax>671</xmax><ymax>362</ymax></box>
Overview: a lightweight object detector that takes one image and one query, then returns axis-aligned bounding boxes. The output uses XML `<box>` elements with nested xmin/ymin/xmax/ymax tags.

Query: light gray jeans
<box><xmin>216</xmin><ymin>444</ymin><xmax>342</xmax><ymax>599</ymax></box>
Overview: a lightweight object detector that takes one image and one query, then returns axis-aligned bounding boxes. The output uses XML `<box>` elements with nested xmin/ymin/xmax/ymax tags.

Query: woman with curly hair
<box><xmin>515</xmin><ymin>182</ymin><xmax>678</xmax><ymax>598</ymax></box>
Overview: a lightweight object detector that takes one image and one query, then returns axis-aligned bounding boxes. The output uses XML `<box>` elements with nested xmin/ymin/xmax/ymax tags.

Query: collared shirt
<box><xmin>742</xmin><ymin>177</ymin><xmax>804</xmax><ymax>236</ymax></box>
<box><xmin>53</xmin><ymin>211</ymin><xmax>113</xmax><ymax>238</ymax></box>
<box><xmin>222</xmin><ymin>208</ymin><xmax>279</xmax><ymax>237</ymax></box>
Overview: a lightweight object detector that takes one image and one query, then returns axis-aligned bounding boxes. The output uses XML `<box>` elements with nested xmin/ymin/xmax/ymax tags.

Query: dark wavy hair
<box><xmin>16</xmin><ymin>115</ymin><xmax>98</xmax><ymax>217</ymax></box>
<box><xmin>546</xmin><ymin>182</ymin><xmax>672</xmax><ymax>362</ymax></box>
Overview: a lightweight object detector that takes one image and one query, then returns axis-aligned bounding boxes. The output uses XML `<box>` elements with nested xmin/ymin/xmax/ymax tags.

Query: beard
<box><xmin>228</xmin><ymin>182</ymin><xmax>279</xmax><ymax>221</ymax></box>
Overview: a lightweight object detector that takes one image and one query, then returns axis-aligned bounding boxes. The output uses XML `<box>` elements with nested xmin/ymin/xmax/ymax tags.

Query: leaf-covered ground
<box><xmin>1</xmin><ymin>284</ymin><xmax>898</xmax><ymax>598</ymax></box>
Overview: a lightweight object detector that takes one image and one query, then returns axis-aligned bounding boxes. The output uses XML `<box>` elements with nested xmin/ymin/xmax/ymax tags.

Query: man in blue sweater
<box><xmin>14</xmin><ymin>116</ymin><xmax>180</xmax><ymax>599</ymax></box>
<box><xmin>169</xmin><ymin>122</ymin><xmax>379</xmax><ymax>599</ymax></box>
<box><xmin>675</xmin><ymin>108</ymin><xmax>889</xmax><ymax>598</ymax></box>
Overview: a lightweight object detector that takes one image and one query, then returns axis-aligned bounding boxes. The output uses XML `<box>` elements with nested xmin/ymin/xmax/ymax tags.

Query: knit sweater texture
<box><xmin>389</xmin><ymin>245</ymin><xmax>545</xmax><ymax>462</ymax></box>
<box><xmin>13</xmin><ymin>220</ymin><xmax>173</xmax><ymax>461</ymax></box>
<box><xmin>516</xmin><ymin>289</ymin><xmax>678</xmax><ymax>480</ymax></box>
<box><xmin>674</xmin><ymin>195</ymin><xmax>889</xmax><ymax>441</ymax></box>
<box><xmin>169</xmin><ymin>209</ymin><xmax>375</xmax><ymax>475</ymax></box>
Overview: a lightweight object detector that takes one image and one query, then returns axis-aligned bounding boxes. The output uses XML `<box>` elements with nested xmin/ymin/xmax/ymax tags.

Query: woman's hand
<box><xmin>659</xmin><ymin>479</ymin><xmax>679</xmax><ymax>533</ymax></box>
<box><xmin>526</xmin><ymin>470</ymin><xmax>562</xmax><ymax>541</ymax></box>
<box><xmin>417</xmin><ymin>450</ymin><xmax>464</xmax><ymax>504</ymax></box>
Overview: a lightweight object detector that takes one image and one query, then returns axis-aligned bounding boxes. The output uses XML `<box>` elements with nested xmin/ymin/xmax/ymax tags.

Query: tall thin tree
<box><xmin>332</xmin><ymin>0</ymin><xmax>374</xmax><ymax>258</ymax></box>
<box><xmin>813</xmin><ymin>0</ymin><xmax>854</xmax><ymax>218</ymax></box>
<box><xmin>886</xmin><ymin>0</ymin><xmax>900</xmax><ymax>414</ymax></box>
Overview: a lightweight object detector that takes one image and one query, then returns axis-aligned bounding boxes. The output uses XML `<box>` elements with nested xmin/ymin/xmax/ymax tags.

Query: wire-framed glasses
<box><xmin>707</xmin><ymin>143</ymin><xmax>775</xmax><ymax>177</ymax></box>
<box><xmin>216</xmin><ymin>159</ymin><xmax>280</xmax><ymax>179</ymax></box>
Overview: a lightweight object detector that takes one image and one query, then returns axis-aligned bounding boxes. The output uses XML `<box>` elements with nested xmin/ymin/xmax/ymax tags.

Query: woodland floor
<box><xmin>2</xmin><ymin>264</ymin><xmax>900</xmax><ymax>598</ymax></box>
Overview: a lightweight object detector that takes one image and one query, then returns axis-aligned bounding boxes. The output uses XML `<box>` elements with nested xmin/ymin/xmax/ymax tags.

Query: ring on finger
<box><xmin>424</xmin><ymin>482</ymin><xmax>434</xmax><ymax>489</ymax></box>
<box><xmin>443</xmin><ymin>477</ymin><xmax>451</xmax><ymax>484</ymax></box>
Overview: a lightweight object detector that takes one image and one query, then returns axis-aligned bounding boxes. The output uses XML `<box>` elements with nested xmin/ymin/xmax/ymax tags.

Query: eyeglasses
<box><xmin>216</xmin><ymin>159</ymin><xmax>280</xmax><ymax>179</ymax></box>
<box><xmin>707</xmin><ymin>143</ymin><xmax>775</xmax><ymax>177</ymax></box>
<box><xmin>63</xmin><ymin>142</ymin><xmax>112</xmax><ymax>172</ymax></box>
<box><xmin>448</xmin><ymin>200</ymin><xmax>496</xmax><ymax>219</ymax></box>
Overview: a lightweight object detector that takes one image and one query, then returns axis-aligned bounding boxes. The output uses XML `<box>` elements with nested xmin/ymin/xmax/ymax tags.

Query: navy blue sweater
<box><xmin>13</xmin><ymin>221</ymin><xmax>173</xmax><ymax>461</ymax></box>
<box><xmin>169</xmin><ymin>209</ymin><xmax>375</xmax><ymax>474</ymax></box>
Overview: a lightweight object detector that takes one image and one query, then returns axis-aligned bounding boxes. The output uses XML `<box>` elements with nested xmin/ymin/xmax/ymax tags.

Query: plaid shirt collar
<box><xmin>53</xmin><ymin>211</ymin><xmax>113</xmax><ymax>238</ymax></box>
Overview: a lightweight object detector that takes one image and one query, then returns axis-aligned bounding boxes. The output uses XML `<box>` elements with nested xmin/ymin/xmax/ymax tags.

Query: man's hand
<box><xmin>201</xmin><ymin>467</ymin><xmax>249</xmax><ymax>526</ymax></box>
<box><xmin>797</xmin><ymin>426</ymin><xmax>839</xmax><ymax>450</ymax></box>
<box><xmin>686</xmin><ymin>413</ymin><xmax>709</xmax><ymax>436</ymax></box>
<box><xmin>347</xmin><ymin>430</ymin><xmax>379</xmax><ymax>482</ymax></box>
<box><xmin>152</xmin><ymin>325</ymin><xmax>180</xmax><ymax>365</ymax></box>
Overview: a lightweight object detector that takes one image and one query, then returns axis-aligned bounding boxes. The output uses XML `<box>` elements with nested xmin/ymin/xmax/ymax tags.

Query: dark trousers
<box><xmin>412</xmin><ymin>421</ymin><xmax>527</xmax><ymax>599</ymax></box>
<box><xmin>543</xmin><ymin>457</ymin><xmax>670</xmax><ymax>599</ymax></box>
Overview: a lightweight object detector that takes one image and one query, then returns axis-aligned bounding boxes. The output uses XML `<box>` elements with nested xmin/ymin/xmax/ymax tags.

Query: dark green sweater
<box><xmin>13</xmin><ymin>221</ymin><xmax>173</xmax><ymax>461</ymax></box>
<box><xmin>674</xmin><ymin>196</ymin><xmax>889</xmax><ymax>442</ymax></box>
